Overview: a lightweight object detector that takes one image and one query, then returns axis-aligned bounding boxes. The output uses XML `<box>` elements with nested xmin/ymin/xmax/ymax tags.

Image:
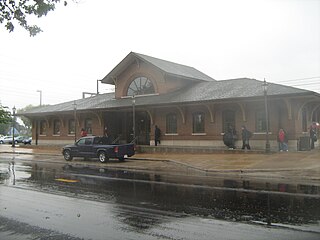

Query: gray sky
<box><xmin>1</xmin><ymin>0</ymin><xmax>320</xmax><ymax>111</ymax></box>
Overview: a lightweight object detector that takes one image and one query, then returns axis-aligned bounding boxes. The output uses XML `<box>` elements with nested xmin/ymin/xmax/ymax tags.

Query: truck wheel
<box><xmin>118</xmin><ymin>157</ymin><xmax>125</xmax><ymax>162</ymax></box>
<box><xmin>98</xmin><ymin>151</ymin><xmax>109</xmax><ymax>163</ymax></box>
<box><xmin>63</xmin><ymin>150</ymin><xmax>73</xmax><ymax>161</ymax></box>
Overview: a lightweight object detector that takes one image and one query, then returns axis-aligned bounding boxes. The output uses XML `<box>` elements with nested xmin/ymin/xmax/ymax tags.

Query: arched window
<box><xmin>255</xmin><ymin>110</ymin><xmax>267</xmax><ymax>132</ymax></box>
<box><xmin>127</xmin><ymin>77</ymin><xmax>155</xmax><ymax>96</ymax></box>
<box><xmin>68</xmin><ymin>119</ymin><xmax>75</xmax><ymax>135</ymax></box>
<box><xmin>193</xmin><ymin>112</ymin><xmax>205</xmax><ymax>133</ymax></box>
<box><xmin>166</xmin><ymin>113</ymin><xmax>177</xmax><ymax>134</ymax></box>
<box><xmin>85</xmin><ymin>118</ymin><xmax>92</xmax><ymax>134</ymax></box>
<box><xmin>40</xmin><ymin>120</ymin><xmax>47</xmax><ymax>135</ymax></box>
<box><xmin>53</xmin><ymin>119</ymin><xmax>61</xmax><ymax>135</ymax></box>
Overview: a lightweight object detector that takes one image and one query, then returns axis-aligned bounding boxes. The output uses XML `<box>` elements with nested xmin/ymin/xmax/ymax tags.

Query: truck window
<box><xmin>93</xmin><ymin>137</ymin><xmax>101</xmax><ymax>144</ymax></box>
<box><xmin>77</xmin><ymin>139</ymin><xmax>86</xmax><ymax>145</ymax></box>
<box><xmin>85</xmin><ymin>138</ymin><xmax>93</xmax><ymax>145</ymax></box>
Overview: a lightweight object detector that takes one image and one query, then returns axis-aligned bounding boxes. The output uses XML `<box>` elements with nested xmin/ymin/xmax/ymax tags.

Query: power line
<box><xmin>273</xmin><ymin>76</ymin><xmax>320</xmax><ymax>83</ymax></box>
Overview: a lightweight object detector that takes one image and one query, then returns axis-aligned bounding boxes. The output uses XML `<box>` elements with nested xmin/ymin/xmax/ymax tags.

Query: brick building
<box><xmin>21</xmin><ymin>52</ymin><xmax>320</xmax><ymax>150</ymax></box>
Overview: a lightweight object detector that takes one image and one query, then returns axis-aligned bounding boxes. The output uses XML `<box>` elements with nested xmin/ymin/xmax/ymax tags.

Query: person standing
<box><xmin>223</xmin><ymin>125</ymin><xmax>237</xmax><ymax>149</ymax></box>
<box><xmin>80</xmin><ymin>128</ymin><xmax>87</xmax><ymax>137</ymax></box>
<box><xmin>278</xmin><ymin>128</ymin><xmax>288</xmax><ymax>152</ymax></box>
<box><xmin>241</xmin><ymin>126</ymin><xmax>252</xmax><ymax>150</ymax></box>
<box><xmin>101</xmin><ymin>127</ymin><xmax>111</xmax><ymax>144</ymax></box>
<box><xmin>155</xmin><ymin>125</ymin><xmax>161</xmax><ymax>146</ymax></box>
<box><xmin>310</xmin><ymin>124</ymin><xmax>317</xmax><ymax>149</ymax></box>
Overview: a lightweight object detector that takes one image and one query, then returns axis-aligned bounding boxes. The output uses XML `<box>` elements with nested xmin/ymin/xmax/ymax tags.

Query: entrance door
<box><xmin>126</xmin><ymin>111</ymin><xmax>150</xmax><ymax>145</ymax></box>
<box><xmin>136</xmin><ymin>112</ymin><xmax>150</xmax><ymax>145</ymax></box>
<box><xmin>222</xmin><ymin>110</ymin><xmax>236</xmax><ymax>133</ymax></box>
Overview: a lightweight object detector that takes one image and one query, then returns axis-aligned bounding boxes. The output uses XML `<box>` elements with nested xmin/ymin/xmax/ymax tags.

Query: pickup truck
<box><xmin>62</xmin><ymin>136</ymin><xmax>135</xmax><ymax>163</ymax></box>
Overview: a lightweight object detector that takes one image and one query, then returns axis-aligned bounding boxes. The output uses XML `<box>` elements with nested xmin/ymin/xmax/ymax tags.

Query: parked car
<box><xmin>0</xmin><ymin>136</ymin><xmax>13</xmax><ymax>144</ymax></box>
<box><xmin>62</xmin><ymin>136</ymin><xmax>135</xmax><ymax>162</ymax></box>
<box><xmin>14</xmin><ymin>136</ymin><xmax>26</xmax><ymax>143</ymax></box>
<box><xmin>23</xmin><ymin>137</ymin><xmax>32</xmax><ymax>145</ymax></box>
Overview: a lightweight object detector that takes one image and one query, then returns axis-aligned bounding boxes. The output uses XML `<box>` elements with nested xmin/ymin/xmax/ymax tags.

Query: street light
<box><xmin>263</xmin><ymin>78</ymin><xmax>271</xmax><ymax>153</ymax></box>
<box><xmin>132</xmin><ymin>95</ymin><xmax>136</xmax><ymax>144</ymax></box>
<box><xmin>97</xmin><ymin>80</ymin><xmax>102</xmax><ymax>95</ymax></box>
<box><xmin>12</xmin><ymin>106</ymin><xmax>16</xmax><ymax>147</ymax></box>
<box><xmin>73</xmin><ymin>101</ymin><xmax>77</xmax><ymax>143</ymax></box>
<box><xmin>36</xmin><ymin>90</ymin><xmax>42</xmax><ymax>106</ymax></box>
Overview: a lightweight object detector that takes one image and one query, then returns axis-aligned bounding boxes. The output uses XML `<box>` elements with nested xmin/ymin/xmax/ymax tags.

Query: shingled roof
<box><xmin>102</xmin><ymin>52</ymin><xmax>215</xmax><ymax>84</ymax></box>
<box><xmin>21</xmin><ymin>78</ymin><xmax>318</xmax><ymax>116</ymax></box>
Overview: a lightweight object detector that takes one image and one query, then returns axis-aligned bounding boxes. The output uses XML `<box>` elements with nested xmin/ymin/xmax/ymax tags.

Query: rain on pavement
<box><xmin>0</xmin><ymin>153</ymin><xmax>319</xmax><ymax>240</ymax></box>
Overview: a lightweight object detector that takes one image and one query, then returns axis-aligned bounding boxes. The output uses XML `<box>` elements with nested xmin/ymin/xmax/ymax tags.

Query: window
<box><xmin>222</xmin><ymin>110</ymin><xmax>235</xmax><ymax>133</ymax></box>
<box><xmin>85</xmin><ymin>119</ymin><xmax>92</xmax><ymax>134</ymax></box>
<box><xmin>127</xmin><ymin>77</ymin><xmax>155</xmax><ymax>96</ymax></box>
<box><xmin>68</xmin><ymin>119</ymin><xmax>75</xmax><ymax>135</ymax></box>
<box><xmin>166</xmin><ymin>113</ymin><xmax>177</xmax><ymax>134</ymax></box>
<box><xmin>40</xmin><ymin>120</ymin><xmax>47</xmax><ymax>135</ymax></box>
<box><xmin>77</xmin><ymin>138</ymin><xmax>93</xmax><ymax>145</ymax></box>
<box><xmin>77</xmin><ymin>138</ymin><xmax>85</xmax><ymax>145</ymax></box>
<box><xmin>53</xmin><ymin>120</ymin><xmax>61</xmax><ymax>135</ymax></box>
<box><xmin>256</xmin><ymin>110</ymin><xmax>267</xmax><ymax>132</ymax></box>
<box><xmin>193</xmin><ymin>112</ymin><xmax>205</xmax><ymax>133</ymax></box>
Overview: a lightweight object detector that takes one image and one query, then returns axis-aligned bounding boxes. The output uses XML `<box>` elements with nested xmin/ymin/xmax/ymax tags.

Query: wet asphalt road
<box><xmin>0</xmin><ymin>154</ymin><xmax>320</xmax><ymax>240</ymax></box>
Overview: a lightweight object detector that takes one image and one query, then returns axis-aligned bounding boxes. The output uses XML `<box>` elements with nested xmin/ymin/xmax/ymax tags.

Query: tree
<box><xmin>0</xmin><ymin>104</ymin><xmax>11</xmax><ymax>124</ymax></box>
<box><xmin>0</xmin><ymin>0</ymin><xmax>67</xmax><ymax>36</ymax></box>
<box><xmin>18</xmin><ymin>104</ymin><xmax>35</xmax><ymax>134</ymax></box>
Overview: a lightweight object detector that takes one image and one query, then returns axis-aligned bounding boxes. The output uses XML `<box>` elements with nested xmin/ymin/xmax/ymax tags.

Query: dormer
<box><xmin>101</xmin><ymin>52</ymin><xmax>215</xmax><ymax>99</ymax></box>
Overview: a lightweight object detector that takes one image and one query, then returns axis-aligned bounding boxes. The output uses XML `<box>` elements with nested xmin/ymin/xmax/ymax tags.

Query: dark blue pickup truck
<box><xmin>62</xmin><ymin>136</ymin><xmax>135</xmax><ymax>163</ymax></box>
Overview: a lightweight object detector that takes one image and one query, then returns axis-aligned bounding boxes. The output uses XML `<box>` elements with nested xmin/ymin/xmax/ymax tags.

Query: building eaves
<box><xmin>20</xmin><ymin>78</ymin><xmax>318</xmax><ymax>116</ymax></box>
<box><xmin>20</xmin><ymin>93</ymin><xmax>115</xmax><ymax>116</ymax></box>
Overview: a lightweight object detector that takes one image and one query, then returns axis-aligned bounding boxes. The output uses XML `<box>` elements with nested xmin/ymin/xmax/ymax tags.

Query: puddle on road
<box><xmin>0</xmin><ymin>159</ymin><xmax>319</xmax><ymax>227</ymax></box>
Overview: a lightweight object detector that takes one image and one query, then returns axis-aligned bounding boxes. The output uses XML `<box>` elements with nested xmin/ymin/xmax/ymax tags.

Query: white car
<box><xmin>0</xmin><ymin>136</ymin><xmax>13</xmax><ymax>144</ymax></box>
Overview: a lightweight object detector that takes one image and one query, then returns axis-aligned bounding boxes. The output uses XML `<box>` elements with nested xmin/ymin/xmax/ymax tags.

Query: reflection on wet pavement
<box><xmin>0</xmin><ymin>158</ymin><xmax>320</xmax><ymax>228</ymax></box>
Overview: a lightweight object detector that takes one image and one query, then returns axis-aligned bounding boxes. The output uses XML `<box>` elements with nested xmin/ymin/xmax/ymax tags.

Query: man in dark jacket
<box><xmin>155</xmin><ymin>125</ymin><xmax>161</xmax><ymax>146</ymax></box>
<box><xmin>241</xmin><ymin>126</ymin><xmax>252</xmax><ymax>150</ymax></box>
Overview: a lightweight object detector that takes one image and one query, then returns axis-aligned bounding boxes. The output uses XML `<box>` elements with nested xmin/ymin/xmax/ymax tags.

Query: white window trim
<box><xmin>192</xmin><ymin>133</ymin><xmax>207</xmax><ymax>136</ymax></box>
<box><xmin>121</xmin><ymin>93</ymin><xmax>159</xmax><ymax>99</ymax></box>
<box><xmin>165</xmin><ymin>133</ymin><xmax>178</xmax><ymax>136</ymax></box>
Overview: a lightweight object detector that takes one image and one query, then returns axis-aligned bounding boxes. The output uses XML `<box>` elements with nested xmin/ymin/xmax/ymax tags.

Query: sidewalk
<box><xmin>1</xmin><ymin>145</ymin><xmax>319</xmax><ymax>181</ymax></box>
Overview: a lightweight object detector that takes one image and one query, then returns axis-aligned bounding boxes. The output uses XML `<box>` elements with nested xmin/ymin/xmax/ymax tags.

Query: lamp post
<box><xmin>73</xmin><ymin>101</ymin><xmax>77</xmax><ymax>143</ymax></box>
<box><xmin>37</xmin><ymin>90</ymin><xmax>42</xmax><ymax>106</ymax></box>
<box><xmin>12</xmin><ymin>106</ymin><xmax>16</xmax><ymax>147</ymax></box>
<box><xmin>132</xmin><ymin>95</ymin><xmax>136</xmax><ymax>144</ymax></box>
<box><xmin>263</xmin><ymin>79</ymin><xmax>271</xmax><ymax>153</ymax></box>
<box><xmin>97</xmin><ymin>80</ymin><xmax>102</xmax><ymax>95</ymax></box>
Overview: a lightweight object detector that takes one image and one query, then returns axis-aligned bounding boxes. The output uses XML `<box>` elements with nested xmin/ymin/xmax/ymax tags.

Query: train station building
<box><xmin>21</xmin><ymin>52</ymin><xmax>320</xmax><ymax>150</ymax></box>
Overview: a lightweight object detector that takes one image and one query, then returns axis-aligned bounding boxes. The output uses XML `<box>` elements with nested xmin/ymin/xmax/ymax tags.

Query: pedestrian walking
<box><xmin>310</xmin><ymin>123</ymin><xmax>317</xmax><ymax>149</ymax></box>
<box><xmin>241</xmin><ymin>126</ymin><xmax>252</xmax><ymax>150</ymax></box>
<box><xmin>277</xmin><ymin>128</ymin><xmax>288</xmax><ymax>152</ymax></box>
<box><xmin>155</xmin><ymin>125</ymin><xmax>161</xmax><ymax>146</ymax></box>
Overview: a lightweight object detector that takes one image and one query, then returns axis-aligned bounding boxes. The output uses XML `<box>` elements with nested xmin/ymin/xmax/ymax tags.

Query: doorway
<box><xmin>127</xmin><ymin>111</ymin><xmax>151</xmax><ymax>145</ymax></box>
<box><xmin>222</xmin><ymin>110</ymin><xmax>236</xmax><ymax>133</ymax></box>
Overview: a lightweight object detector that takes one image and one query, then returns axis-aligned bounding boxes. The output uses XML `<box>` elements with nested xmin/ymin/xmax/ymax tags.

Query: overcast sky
<box><xmin>1</xmin><ymin>0</ymin><xmax>319</xmax><ymax>111</ymax></box>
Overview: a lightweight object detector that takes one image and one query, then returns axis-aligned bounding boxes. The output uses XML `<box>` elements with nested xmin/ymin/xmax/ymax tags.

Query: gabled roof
<box><xmin>21</xmin><ymin>78</ymin><xmax>319</xmax><ymax>117</ymax></box>
<box><xmin>101</xmin><ymin>52</ymin><xmax>215</xmax><ymax>84</ymax></box>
